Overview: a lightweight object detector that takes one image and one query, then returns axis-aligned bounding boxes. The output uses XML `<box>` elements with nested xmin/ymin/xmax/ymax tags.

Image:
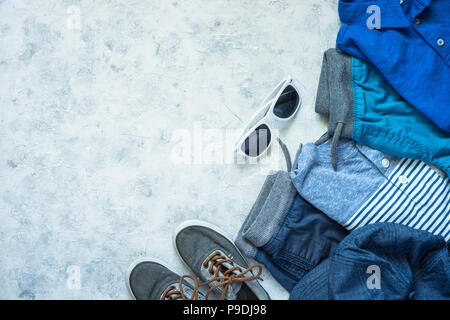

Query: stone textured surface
<box><xmin>0</xmin><ymin>0</ymin><xmax>338</xmax><ymax>299</ymax></box>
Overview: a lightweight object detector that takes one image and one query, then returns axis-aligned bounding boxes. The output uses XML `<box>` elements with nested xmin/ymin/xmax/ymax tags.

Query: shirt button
<box><xmin>399</xmin><ymin>175</ymin><xmax>408</xmax><ymax>184</ymax></box>
<box><xmin>437</xmin><ymin>38</ymin><xmax>445</xmax><ymax>47</ymax></box>
<box><xmin>399</xmin><ymin>0</ymin><xmax>404</xmax><ymax>4</ymax></box>
<box><xmin>414</xmin><ymin>18</ymin><xmax>420</xmax><ymax>25</ymax></box>
<box><xmin>382</xmin><ymin>158</ymin><xmax>390</xmax><ymax>168</ymax></box>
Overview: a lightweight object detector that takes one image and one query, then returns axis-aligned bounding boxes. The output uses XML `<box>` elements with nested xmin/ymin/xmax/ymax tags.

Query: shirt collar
<box><xmin>406</xmin><ymin>0</ymin><xmax>432</xmax><ymax>19</ymax></box>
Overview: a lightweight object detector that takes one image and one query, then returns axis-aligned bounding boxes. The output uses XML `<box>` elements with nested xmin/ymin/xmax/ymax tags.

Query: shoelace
<box><xmin>161</xmin><ymin>274</ymin><xmax>200</xmax><ymax>300</ymax></box>
<box><xmin>201</xmin><ymin>251</ymin><xmax>263</xmax><ymax>300</ymax></box>
<box><xmin>160</xmin><ymin>252</ymin><xmax>263</xmax><ymax>300</ymax></box>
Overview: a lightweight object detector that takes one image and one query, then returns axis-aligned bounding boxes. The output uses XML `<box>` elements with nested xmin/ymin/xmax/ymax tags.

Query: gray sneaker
<box><xmin>173</xmin><ymin>220</ymin><xmax>271</xmax><ymax>300</ymax></box>
<box><xmin>126</xmin><ymin>258</ymin><xmax>206</xmax><ymax>300</ymax></box>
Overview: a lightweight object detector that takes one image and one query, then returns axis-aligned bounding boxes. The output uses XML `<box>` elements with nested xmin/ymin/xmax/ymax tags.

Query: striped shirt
<box><xmin>344</xmin><ymin>159</ymin><xmax>450</xmax><ymax>241</ymax></box>
<box><xmin>291</xmin><ymin>140</ymin><xmax>450</xmax><ymax>242</ymax></box>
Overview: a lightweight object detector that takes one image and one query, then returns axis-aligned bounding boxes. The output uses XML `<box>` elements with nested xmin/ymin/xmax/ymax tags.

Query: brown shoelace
<box><xmin>160</xmin><ymin>251</ymin><xmax>262</xmax><ymax>300</ymax></box>
<box><xmin>161</xmin><ymin>274</ymin><xmax>200</xmax><ymax>300</ymax></box>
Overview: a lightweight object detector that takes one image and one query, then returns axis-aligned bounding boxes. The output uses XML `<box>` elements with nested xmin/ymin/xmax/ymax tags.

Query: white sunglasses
<box><xmin>234</xmin><ymin>76</ymin><xmax>302</xmax><ymax>159</ymax></box>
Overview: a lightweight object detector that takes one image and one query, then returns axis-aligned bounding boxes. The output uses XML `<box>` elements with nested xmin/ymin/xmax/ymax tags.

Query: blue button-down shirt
<box><xmin>336</xmin><ymin>0</ymin><xmax>450</xmax><ymax>133</ymax></box>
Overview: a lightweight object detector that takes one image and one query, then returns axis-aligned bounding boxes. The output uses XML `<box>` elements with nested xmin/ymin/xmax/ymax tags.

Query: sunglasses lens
<box><xmin>273</xmin><ymin>85</ymin><xmax>299</xmax><ymax>118</ymax></box>
<box><xmin>241</xmin><ymin>124</ymin><xmax>271</xmax><ymax>158</ymax></box>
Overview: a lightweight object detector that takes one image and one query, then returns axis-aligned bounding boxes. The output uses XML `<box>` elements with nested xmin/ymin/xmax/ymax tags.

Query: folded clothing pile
<box><xmin>235</xmin><ymin>0</ymin><xmax>450</xmax><ymax>300</ymax></box>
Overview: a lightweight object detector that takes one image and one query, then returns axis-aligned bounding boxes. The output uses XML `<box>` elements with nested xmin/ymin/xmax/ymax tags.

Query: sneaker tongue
<box><xmin>219</xmin><ymin>261</ymin><xmax>243</xmax><ymax>300</ymax></box>
<box><xmin>227</xmin><ymin>281</ymin><xmax>243</xmax><ymax>300</ymax></box>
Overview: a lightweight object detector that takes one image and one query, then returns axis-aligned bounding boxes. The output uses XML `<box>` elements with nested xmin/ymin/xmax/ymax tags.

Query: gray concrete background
<box><xmin>0</xmin><ymin>0</ymin><xmax>338</xmax><ymax>299</ymax></box>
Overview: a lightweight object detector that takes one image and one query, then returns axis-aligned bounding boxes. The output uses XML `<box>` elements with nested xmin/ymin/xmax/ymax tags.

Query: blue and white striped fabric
<box><xmin>291</xmin><ymin>139</ymin><xmax>450</xmax><ymax>242</ymax></box>
<box><xmin>344</xmin><ymin>159</ymin><xmax>450</xmax><ymax>241</ymax></box>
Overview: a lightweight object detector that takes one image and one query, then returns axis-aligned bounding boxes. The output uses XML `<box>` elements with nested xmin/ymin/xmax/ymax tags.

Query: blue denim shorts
<box><xmin>235</xmin><ymin>171</ymin><xmax>348</xmax><ymax>291</ymax></box>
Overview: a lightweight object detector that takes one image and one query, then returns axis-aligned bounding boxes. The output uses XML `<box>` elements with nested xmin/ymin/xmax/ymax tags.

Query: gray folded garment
<box><xmin>314</xmin><ymin>48</ymin><xmax>354</xmax><ymax>171</ymax></box>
